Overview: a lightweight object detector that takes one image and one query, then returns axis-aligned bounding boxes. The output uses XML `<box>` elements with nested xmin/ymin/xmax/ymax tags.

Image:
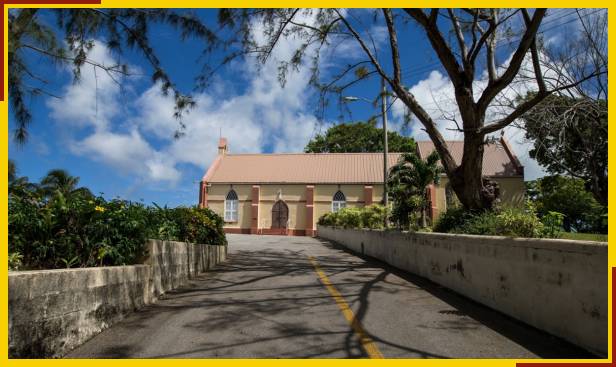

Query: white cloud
<box><xmin>397</xmin><ymin>53</ymin><xmax>554</xmax><ymax>180</ymax></box>
<box><xmin>48</xmin><ymin>15</ymin><xmax>337</xmax><ymax>187</ymax></box>
<box><xmin>47</xmin><ymin>41</ymin><xmax>129</xmax><ymax>130</ymax></box>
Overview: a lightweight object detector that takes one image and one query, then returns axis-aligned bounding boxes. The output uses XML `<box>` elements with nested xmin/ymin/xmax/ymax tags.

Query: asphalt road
<box><xmin>66</xmin><ymin>234</ymin><xmax>593</xmax><ymax>359</ymax></box>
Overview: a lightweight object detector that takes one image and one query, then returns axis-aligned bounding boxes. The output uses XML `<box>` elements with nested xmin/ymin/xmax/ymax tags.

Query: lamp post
<box><xmin>343</xmin><ymin>78</ymin><xmax>389</xmax><ymax>228</ymax></box>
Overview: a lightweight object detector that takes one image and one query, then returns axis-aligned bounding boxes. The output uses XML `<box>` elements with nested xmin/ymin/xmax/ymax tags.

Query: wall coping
<box><xmin>8</xmin><ymin>264</ymin><xmax>149</xmax><ymax>276</ymax></box>
<box><xmin>317</xmin><ymin>225</ymin><xmax>607</xmax><ymax>254</ymax></box>
<box><xmin>9</xmin><ymin>239</ymin><xmax>227</xmax><ymax>276</ymax></box>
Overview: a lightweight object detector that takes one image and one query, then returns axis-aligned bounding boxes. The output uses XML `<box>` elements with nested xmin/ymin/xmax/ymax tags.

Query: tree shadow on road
<box><xmin>66</xmin><ymin>235</ymin><xmax>595</xmax><ymax>359</ymax></box>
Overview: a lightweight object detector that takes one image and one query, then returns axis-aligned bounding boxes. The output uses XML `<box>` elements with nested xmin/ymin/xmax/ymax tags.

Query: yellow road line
<box><xmin>308</xmin><ymin>256</ymin><xmax>384</xmax><ymax>359</ymax></box>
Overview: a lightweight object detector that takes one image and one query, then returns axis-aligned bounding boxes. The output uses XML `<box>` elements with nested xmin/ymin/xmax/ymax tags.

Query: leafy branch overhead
<box><xmin>214</xmin><ymin>8</ymin><xmax>606</xmax><ymax>210</ymax></box>
<box><xmin>8</xmin><ymin>8</ymin><xmax>219</xmax><ymax>143</ymax></box>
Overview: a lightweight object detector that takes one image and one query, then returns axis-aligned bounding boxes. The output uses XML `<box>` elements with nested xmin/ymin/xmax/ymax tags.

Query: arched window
<box><xmin>224</xmin><ymin>190</ymin><xmax>239</xmax><ymax>222</ymax></box>
<box><xmin>332</xmin><ymin>191</ymin><xmax>346</xmax><ymax>212</ymax></box>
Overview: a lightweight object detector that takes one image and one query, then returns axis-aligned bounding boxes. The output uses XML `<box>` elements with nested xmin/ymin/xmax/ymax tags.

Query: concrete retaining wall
<box><xmin>317</xmin><ymin>226</ymin><xmax>608</xmax><ymax>356</ymax></box>
<box><xmin>8</xmin><ymin>240</ymin><xmax>227</xmax><ymax>358</ymax></box>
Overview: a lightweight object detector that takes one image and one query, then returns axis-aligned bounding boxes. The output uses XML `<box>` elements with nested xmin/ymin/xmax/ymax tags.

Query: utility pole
<box><xmin>381</xmin><ymin>77</ymin><xmax>389</xmax><ymax>228</ymax></box>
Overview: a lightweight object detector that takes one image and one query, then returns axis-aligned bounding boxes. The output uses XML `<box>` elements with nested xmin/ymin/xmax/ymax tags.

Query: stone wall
<box><xmin>8</xmin><ymin>240</ymin><xmax>227</xmax><ymax>358</ymax></box>
<box><xmin>317</xmin><ymin>226</ymin><xmax>607</xmax><ymax>356</ymax></box>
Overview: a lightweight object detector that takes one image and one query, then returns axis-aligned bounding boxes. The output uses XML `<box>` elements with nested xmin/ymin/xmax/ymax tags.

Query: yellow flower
<box><xmin>95</xmin><ymin>206</ymin><xmax>106</xmax><ymax>212</ymax></box>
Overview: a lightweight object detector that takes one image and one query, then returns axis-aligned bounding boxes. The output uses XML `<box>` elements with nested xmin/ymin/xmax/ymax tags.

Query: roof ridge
<box><xmin>226</xmin><ymin>152</ymin><xmax>404</xmax><ymax>156</ymax></box>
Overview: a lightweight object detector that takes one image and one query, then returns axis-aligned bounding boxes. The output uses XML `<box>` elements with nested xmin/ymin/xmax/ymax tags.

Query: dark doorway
<box><xmin>271</xmin><ymin>200</ymin><xmax>289</xmax><ymax>229</ymax></box>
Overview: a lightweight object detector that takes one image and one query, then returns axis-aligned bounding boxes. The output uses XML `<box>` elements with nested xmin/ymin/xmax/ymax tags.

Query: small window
<box><xmin>225</xmin><ymin>190</ymin><xmax>239</xmax><ymax>222</ymax></box>
<box><xmin>332</xmin><ymin>190</ymin><xmax>346</xmax><ymax>212</ymax></box>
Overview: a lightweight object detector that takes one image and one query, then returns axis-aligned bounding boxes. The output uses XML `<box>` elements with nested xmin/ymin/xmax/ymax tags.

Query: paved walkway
<box><xmin>66</xmin><ymin>234</ymin><xmax>592</xmax><ymax>358</ymax></box>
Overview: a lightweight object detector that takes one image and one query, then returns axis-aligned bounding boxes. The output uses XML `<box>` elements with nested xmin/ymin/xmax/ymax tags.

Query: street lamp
<box><xmin>343</xmin><ymin>78</ymin><xmax>389</xmax><ymax>228</ymax></box>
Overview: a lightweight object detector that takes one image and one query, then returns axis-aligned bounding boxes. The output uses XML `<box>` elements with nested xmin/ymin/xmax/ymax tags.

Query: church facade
<box><xmin>199</xmin><ymin>138</ymin><xmax>525</xmax><ymax>236</ymax></box>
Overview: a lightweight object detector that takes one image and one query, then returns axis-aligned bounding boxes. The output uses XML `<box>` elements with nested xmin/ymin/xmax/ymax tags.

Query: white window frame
<box><xmin>224</xmin><ymin>190</ymin><xmax>239</xmax><ymax>222</ymax></box>
<box><xmin>332</xmin><ymin>191</ymin><xmax>346</xmax><ymax>213</ymax></box>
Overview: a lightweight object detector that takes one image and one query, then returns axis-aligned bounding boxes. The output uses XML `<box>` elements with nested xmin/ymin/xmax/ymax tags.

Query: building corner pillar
<box><xmin>199</xmin><ymin>181</ymin><xmax>208</xmax><ymax>208</ymax></box>
<box><xmin>251</xmin><ymin>185</ymin><xmax>260</xmax><ymax>234</ymax></box>
<box><xmin>364</xmin><ymin>185</ymin><xmax>373</xmax><ymax>206</ymax></box>
<box><xmin>427</xmin><ymin>184</ymin><xmax>438</xmax><ymax>222</ymax></box>
<box><xmin>305</xmin><ymin>185</ymin><xmax>315</xmax><ymax>236</ymax></box>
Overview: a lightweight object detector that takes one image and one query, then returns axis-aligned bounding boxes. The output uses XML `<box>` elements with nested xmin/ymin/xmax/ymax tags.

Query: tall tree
<box><xmin>8</xmin><ymin>159</ymin><xmax>17</xmax><ymax>183</ymax></box>
<box><xmin>305</xmin><ymin>120</ymin><xmax>416</xmax><ymax>153</ymax></box>
<box><xmin>8</xmin><ymin>8</ymin><xmax>217</xmax><ymax>143</ymax></box>
<box><xmin>215</xmin><ymin>8</ymin><xmax>606</xmax><ymax>210</ymax></box>
<box><xmin>520</xmin><ymin>94</ymin><xmax>607</xmax><ymax>206</ymax></box>
<box><xmin>527</xmin><ymin>175</ymin><xmax>605</xmax><ymax>233</ymax></box>
<box><xmin>517</xmin><ymin>10</ymin><xmax>607</xmax><ymax>206</ymax></box>
<box><xmin>388</xmin><ymin>151</ymin><xmax>441</xmax><ymax>228</ymax></box>
<box><xmin>40</xmin><ymin>169</ymin><xmax>91</xmax><ymax>198</ymax></box>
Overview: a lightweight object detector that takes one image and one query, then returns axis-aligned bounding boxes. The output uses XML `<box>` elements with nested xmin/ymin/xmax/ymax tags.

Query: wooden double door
<box><xmin>271</xmin><ymin>200</ymin><xmax>289</xmax><ymax>230</ymax></box>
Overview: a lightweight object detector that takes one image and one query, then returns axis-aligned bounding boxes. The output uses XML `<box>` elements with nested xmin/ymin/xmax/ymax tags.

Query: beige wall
<box><xmin>206</xmin><ymin>177</ymin><xmax>525</xmax><ymax>231</ymax></box>
<box><xmin>9</xmin><ymin>240</ymin><xmax>227</xmax><ymax>358</ymax></box>
<box><xmin>207</xmin><ymin>183</ymin><xmax>384</xmax><ymax>231</ymax></box>
<box><xmin>207</xmin><ymin>184</ymin><xmax>252</xmax><ymax>229</ymax></box>
<box><xmin>259</xmin><ymin>185</ymin><xmax>306</xmax><ymax>229</ymax></box>
<box><xmin>435</xmin><ymin>176</ymin><xmax>525</xmax><ymax>214</ymax></box>
<box><xmin>317</xmin><ymin>226</ymin><xmax>607</xmax><ymax>356</ymax></box>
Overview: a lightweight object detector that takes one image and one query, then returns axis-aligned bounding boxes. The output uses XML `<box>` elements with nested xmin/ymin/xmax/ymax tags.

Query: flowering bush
<box><xmin>8</xmin><ymin>192</ymin><xmax>226</xmax><ymax>270</ymax></box>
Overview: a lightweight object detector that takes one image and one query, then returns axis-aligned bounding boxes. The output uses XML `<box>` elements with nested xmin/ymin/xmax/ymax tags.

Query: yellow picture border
<box><xmin>1</xmin><ymin>3</ymin><xmax>613</xmax><ymax>366</ymax></box>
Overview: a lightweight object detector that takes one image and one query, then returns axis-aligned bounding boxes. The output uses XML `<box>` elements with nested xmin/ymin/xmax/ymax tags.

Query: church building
<box><xmin>199</xmin><ymin>137</ymin><xmax>525</xmax><ymax>236</ymax></box>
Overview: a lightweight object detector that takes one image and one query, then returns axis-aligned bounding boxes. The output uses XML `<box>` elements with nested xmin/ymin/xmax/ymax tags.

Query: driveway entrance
<box><xmin>66</xmin><ymin>234</ymin><xmax>592</xmax><ymax>358</ymax></box>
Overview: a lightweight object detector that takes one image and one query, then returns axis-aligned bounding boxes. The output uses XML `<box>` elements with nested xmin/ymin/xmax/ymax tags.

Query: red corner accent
<box><xmin>427</xmin><ymin>184</ymin><xmax>438</xmax><ymax>220</ymax></box>
<box><xmin>364</xmin><ymin>185</ymin><xmax>373</xmax><ymax>206</ymax></box>
<box><xmin>251</xmin><ymin>185</ymin><xmax>260</xmax><ymax>234</ymax></box>
<box><xmin>305</xmin><ymin>185</ymin><xmax>315</xmax><ymax>236</ymax></box>
<box><xmin>199</xmin><ymin>181</ymin><xmax>209</xmax><ymax>208</ymax></box>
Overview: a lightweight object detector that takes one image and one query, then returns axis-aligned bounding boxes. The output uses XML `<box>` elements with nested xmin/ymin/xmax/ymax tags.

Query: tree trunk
<box><xmin>447</xmin><ymin>133</ymin><xmax>489</xmax><ymax>211</ymax></box>
<box><xmin>421</xmin><ymin>207</ymin><xmax>427</xmax><ymax>228</ymax></box>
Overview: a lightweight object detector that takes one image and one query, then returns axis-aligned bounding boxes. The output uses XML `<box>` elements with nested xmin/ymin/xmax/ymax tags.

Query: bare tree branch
<box><xmin>382</xmin><ymin>9</ymin><xmax>401</xmax><ymax>84</ymax></box>
<box><xmin>476</xmin><ymin>9</ymin><xmax>547</xmax><ymax>114</ymax></box>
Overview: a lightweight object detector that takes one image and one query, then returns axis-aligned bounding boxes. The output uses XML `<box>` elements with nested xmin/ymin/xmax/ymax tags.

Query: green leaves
<box><xmin>317</xmin><ymin>205</ymin><xmax>388</xmax><ymax>230</ymax></box>
<box><xmin>9</xmin><ymin>182</ymin><xmax>227</xmax><ymax>270</ymax></box>
<box><xmin>304</xmin><ymin>120</ymin><xmax>416</xmax><ymax>153</ymax></box>
<box><xmin>526</xmin><ymin>175</ymin><xmax>606</xmax><ymax>233</ymax></box>
<box><xmin>434</xmin><ymin>206</ymin><xmax>546</xmax><ymax>238</ymax></box>
<box><xmin>388</xmin><ymin>151</ymin><xmax>442</xmax><ymax>229</ymax></box>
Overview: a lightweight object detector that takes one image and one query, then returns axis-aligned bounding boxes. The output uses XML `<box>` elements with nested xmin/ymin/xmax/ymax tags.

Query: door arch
<box><xmin>271</xmin><ymin>200</ymin><xmax>289</xmax><ymax>229</ymax></box>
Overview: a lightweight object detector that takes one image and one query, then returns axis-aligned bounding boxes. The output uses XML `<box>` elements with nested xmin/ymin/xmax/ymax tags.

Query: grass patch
<box><xmin>557</xmin><ymin>232</ymin><xmax>608</xmax><ymax>242</ymax></box>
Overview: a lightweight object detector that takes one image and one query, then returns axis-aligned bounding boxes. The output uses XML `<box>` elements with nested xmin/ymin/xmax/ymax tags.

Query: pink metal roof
<box><xmin>417</xmin><ymin>140</ymin><xmax>523</xmax><ymax>177</ymax></box>
<box><xmin>205</xmin><ymin>153</ymin><xmax>402</xmax><ymax>184</ymax></box>
<box><xmin>204</xmin><ymin>140</ymin><xmax>522</xmax><ymax>184</ymax></box>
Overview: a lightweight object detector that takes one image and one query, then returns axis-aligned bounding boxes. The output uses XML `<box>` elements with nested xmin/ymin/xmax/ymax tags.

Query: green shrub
<box><xmin>317</xmin><ymin>212</ymin><xmax>337</xmax><ymax>226</ymax></box>
<box><xmin>336</xmin><ymin>207</ymin><xmax>363</xmax><ymax>228</ymax></box>
<box><xmin>492</xmin><ymin>207</ymin><xmax>545</xmax><ymax>238</ymax></box>
<box><xmin>433</xmin><ymin>206</ymin><xmax>472</xmax><ymax>233</ymax></box>
<box><xmin>360</xmin><ymin>205</ymin><xmax>388</xmax><ymax>229</ymax></box>
<box><xmin>8</xmin><ymin>192</ymin><xmax>227</xmax><ymax>270</ymax></box>
<box><xmin>172</xmin><ymin>207</ymin><xmax>227</xmax><ymax>246</ymax></box>
<box><xmin>434</xmin><ymin>205</ymin><xmax>545</xmax><ymax>238</ymax></box>
<box><xmin>8</xmin><ymin>253</ymin><xmax>23</xmax><ymax>271</ymax></box>
<box><xmin>317</xmin><ymin>205</ymin><xmax>388</xmax><ymax>230</ymax></box>
<box><xmin>541</xmin><ymin>211</ymin><xmax>565</xmax><ymax>238</ymax></box>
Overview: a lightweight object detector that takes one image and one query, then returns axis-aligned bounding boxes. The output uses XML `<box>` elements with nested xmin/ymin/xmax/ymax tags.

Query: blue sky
<box><xmin>9</xmin><ymin>8</ymin><xmax>597</xmax><ymax>206</ymax></box>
